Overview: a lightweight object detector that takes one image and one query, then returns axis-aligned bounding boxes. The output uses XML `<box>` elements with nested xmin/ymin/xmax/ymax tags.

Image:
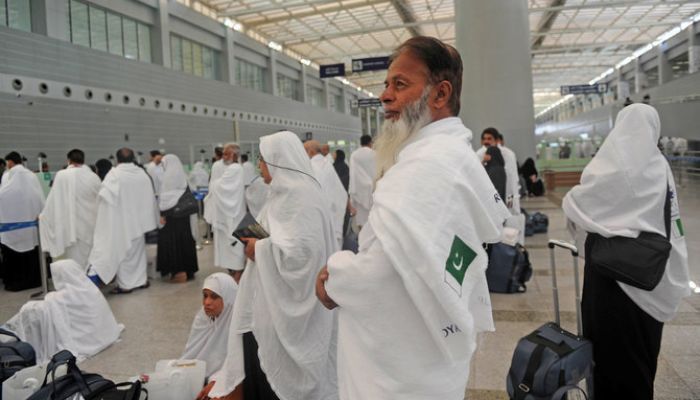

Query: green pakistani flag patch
<box><xmin>444</xmin><ymin>235</ymin><xmax>477</xmax><ymax>296</ymax></box>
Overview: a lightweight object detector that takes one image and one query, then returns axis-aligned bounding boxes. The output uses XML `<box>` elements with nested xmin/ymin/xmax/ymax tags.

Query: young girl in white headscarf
<box><xmin>157</xmin><ymin>154</ymin><xmax>199</xmax><ymax>283</ymax></box>
<box><xmin>182</xmin><ymin>273</ymin><xmax>238</xmax><ymax>379</ymax></box>
<box><xmin>563</xmin><ymin>104</ymin><xmax>690</xmax><ymax>400</ymax></box>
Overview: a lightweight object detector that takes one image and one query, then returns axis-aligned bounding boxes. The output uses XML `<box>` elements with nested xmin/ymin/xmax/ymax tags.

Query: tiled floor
<box><xmin>1</xmin><ymin>186</ymin><xmax>698</xmax><ymax>399</ymax></box>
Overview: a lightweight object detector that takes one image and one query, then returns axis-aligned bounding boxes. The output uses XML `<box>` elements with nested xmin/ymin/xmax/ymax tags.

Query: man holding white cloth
<box><xmin>305</xmin><ymin>140</ymin><xmax>347</xmax><ymax>247</ymax></box>
<box><xmin>316</xmin><ymin>37</ymin><xmax>510</xmax><ymax>400</ymax></box>
<box><xmin>88</xmin><ymin>148</ymin><xmax>158</xmax><ymax>292</ymax></box>
<box><xmin>40</xmin><ymin>149</ymin><xmax>101</xmax><ymax>268</ymax></box>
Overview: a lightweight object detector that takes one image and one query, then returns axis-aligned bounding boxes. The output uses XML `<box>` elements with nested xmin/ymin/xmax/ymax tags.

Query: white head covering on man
<box><xmin>40</xmin><ymin>164</ymin><xmax>101</xmax><ymax>268</ymax></box>
<box><xmin>182</xmin><ymin>273</ymin><xmax>238</xmax><ymax>377</ymax></box>
<box><xmin>209</xmin><ymin>131</ymin><xmax>338</xmax><ymax>400</ymax></box>
<box><xmin>563</xmin><ymin>104</ymin><xmax>690</xmax><ymax>322</ymax></box>
<box><xmin>3</xmin><ymin>259</ymin><xmax>123</xmax><ymax>363</ymax></box>
<box><xmin>0</xmin><ymin>164</ymin><xmax>45</xmax><ymax>253</ymax></box>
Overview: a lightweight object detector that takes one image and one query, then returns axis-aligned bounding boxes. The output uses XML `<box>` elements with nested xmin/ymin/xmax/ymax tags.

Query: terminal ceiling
<box><xmin>194</xmin><ymin>0</ymin><xmax>700</xmax><ymax>114</ymax></box>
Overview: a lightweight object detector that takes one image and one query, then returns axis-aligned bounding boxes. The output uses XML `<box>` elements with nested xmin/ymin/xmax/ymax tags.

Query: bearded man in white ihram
<box><xmin>316</xmin><ymin>36</ymin><xmax>510</xmax><ymax>400</ymax></box>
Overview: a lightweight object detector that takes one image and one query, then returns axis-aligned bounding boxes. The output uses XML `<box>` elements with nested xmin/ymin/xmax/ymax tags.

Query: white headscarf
<box><xmin>210</xmin><ymin>131</ymin><xmax>338</xmax><ymax>400</ymax></box>
<box><xmin>159</xmin><ymin>155</ymin><xmax>188</xmax><ymax>211</ymax></box>
<box><xmin>182</xmin><ymin>273</ymin><xmax>238</xmax><ymax>377</ymax></box>
<box><xmin>563</xmin><ymin>104</ymin><xmax>690</xmax><ymax>322</ymax></box>
<box><xmin>3</xmin><ymin>259</ymin><xmax>123</xmax><ymax>363</ymax></box>
<box><xmin>0</xmin><ymin>165</ymin><xmax>45</xmax><ymax>252</ymax></box>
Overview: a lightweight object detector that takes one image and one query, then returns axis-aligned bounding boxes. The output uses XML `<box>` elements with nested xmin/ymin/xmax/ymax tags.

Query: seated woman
<box><xmin>520</xmin><ymin>157</ymin><xmax>544</xmax><ymax>196</ymax></box>
<box><xmin>182</xmin><ymin>273</ymin><xmax>238</xmax><ymax>379</ymax></box>
<box><xmin>2</xmin><ymin>259</ymin><xmax>123</xmax><ymax>363</ymax></box>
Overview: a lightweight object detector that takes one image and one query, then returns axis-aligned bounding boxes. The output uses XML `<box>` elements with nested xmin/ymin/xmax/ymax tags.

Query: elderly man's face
<box><xmin>223</xmin><ymin>147</ymin><xmax>236</xmax><ymax>163</ymax></box>
<box><xmin>380</xmin><ymin>51</ymin><xmax>432</xmax><ymax>122</ymax></box>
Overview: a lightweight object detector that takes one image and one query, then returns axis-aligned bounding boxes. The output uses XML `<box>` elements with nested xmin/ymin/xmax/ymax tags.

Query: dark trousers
<box><xmin>581</xmin><ymin>236</ymin><xmax>664</xmax><ymax>400</ymax></box>
<box><xmin>243</xmin><ymin>332</ymin><xmax>279</xmax><ymax>400</ymax></box>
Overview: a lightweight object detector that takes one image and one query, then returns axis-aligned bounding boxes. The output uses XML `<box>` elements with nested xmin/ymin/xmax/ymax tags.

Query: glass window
<box><xmin>202</xmin><ymin>47</ymin><xmax>214</xmax><ymax>79</ymax></box>
<box><xmin>107</xmin><ymin>12</ymin><xmax>123</xmax><ymax>56</ymax></box>
<box><xmin>192</xmin><ymin>43</ymin><xmax>203</xmax><ymax>77</ymax></box>
<box><xmin>334</xmin><ymin>94</ymin><xmax>344</xmax><ymax>113</ymax></box>
<box><xmin>307</xmin><ymin>85</ymin><xmax>324</xmax><ymax>107</ymax></box>
<box><xmin>0</xmin><ymin>1</ymin><xmax>6</xmax><ymax>26</ymax></box>
<box><xmin>7</xmin><ymin>0</ymin><xmax>31</xmax><ymax>31</ymax></box>
<box><xmin>277</xmin><ymin>74</ymin><xmax>300</xmax><ymax>101</ymax></box>
<box><xmin>182</xmin><ymin>39</ymin><xmax>193</xmax><ymax>74</ymax></box>
<box><xmin>137</xmin><ymin>23</ymin><xmax>151</xmax><ymax>62</ymax></box>
<box><xmin>170</xmin><ymin>36</ymin><xmax>182</xmax><ymax>71</ymax></box>
<box><xmin>70</xmin><ymin>0</ymin><xmax>90</xmax><ymax>47</ymax></box>
<box><xmin>89</xmin><ymin>7</ymin><xmax>107</xmax><ymax>51</ymax></box>
<box><xmin>122</xmin><ymin>18</ymin><xmax>137</xmax><ymax>60</ymax></box>
<box><xmin>235</xmin><ymin>58</ymin><xmax>266</xmax><ymax>92</ymax></box>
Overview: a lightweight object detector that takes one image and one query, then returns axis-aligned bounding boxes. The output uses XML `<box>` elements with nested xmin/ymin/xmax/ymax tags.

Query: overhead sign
<box><xmin>356</xmin><ymin>98</ymin><xmax>382</xmax><ymax>108</ymax></box>
<box><xmin>351</xmin><ymin>56</ymin><xmax>390</xmax><ymax>73</ymax></box>
<box><xmin>560</xmin><ymin>83</ymin><xmax>608</xmax><ymax>95</ymax></box>
<box><xmin>320</xmin><ymin>63</ymin><xmax>345</xmax><ymax>78</ymax></box>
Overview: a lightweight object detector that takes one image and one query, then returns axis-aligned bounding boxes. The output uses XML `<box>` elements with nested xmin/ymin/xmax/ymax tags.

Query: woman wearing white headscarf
<box><xmin>157</xmin><ymin>154</ymin><xmax>198</xmax><ymax>283</ymax></box>
<box><xmin>563</xmin><ymin>104</ymin><xmax>690</xmax><ymax>400</ymax></box>
<box><xmin>208</xmin><ymin>131</ymin><xmax>338</xmax><ymax>400</ymax></box>
<box><xmin>183</xmin><ymin>273</ymin><xmax>238</xmax><ymax>378</ymax></box>
<box><xmin>3</xmin><ymin>259</ymin><xmax>123</xmax><ymax>363</ymax></box>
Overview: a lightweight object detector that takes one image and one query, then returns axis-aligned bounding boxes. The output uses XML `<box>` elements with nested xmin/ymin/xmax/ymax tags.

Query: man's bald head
<box><xmin>304</xmin><ymin>140</ymin><xmax>322</xmax><ymax>158</ymax></box>
<box><xmin>116</xmin><ymin>148</ymin><xmax>135</xmax><ymax>164</ymax></box>
<box><xmin>321</xmin><ymin>144</ymin><xmax>330</xmax><ymax>156</ymax></box>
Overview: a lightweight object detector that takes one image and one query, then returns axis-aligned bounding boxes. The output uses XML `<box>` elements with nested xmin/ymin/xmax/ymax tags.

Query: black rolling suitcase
<box><xmin>486</xmin><ymin>243</ymin><xmax>532</xmax><ymax>293</ymax></box>
<box><xmin>506</xmin><ymin>240</ymin><xmax>594</xmax><ymax>400</ymax></box>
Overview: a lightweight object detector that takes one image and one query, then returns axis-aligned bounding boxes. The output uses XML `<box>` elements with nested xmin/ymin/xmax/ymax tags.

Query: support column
<box><xmin>222</xmin><ymin>28</ymin><xmax>236</xmax><ymax>84</ymax></box>
<box><xmin>300</xmin><ymin>64</ymin><xmax>308</xmax><ymax>103</ymax></box>
<box><xmin>341</xmin><ymin>89</ymin><xmax>348</xmax><ymax>114</ymax></box>
<box><xmin>689</xmin><ymin>22</ymin><xmax>699</xmax><ymax>74</ymax></box>
<box><xmin>616</xmin><ymin>69</ymin><xmax>629</xmax><ymax>101</ymax></box>
<box><xmin>153</xmin><ymin>0</ymin><xmax>171</xmax><ymax>68</ymax></box>
<box><xmin>324</xmin><ymin>80</ymin><xmax>331</xmax><ymax>110</ymax></box>
<box><xmin>33</xmin><ymin>0</ymin><xmax>69</xmax><ymax>40</ymax></box>
<box><xmin>658</xmin><ymin>46</ymin><xmax>672</xmax><ymax>85</ymax></box>
<box><xmin>634</xmin><ymin>58</ymin><xmax>646</xmax><ymax>93</ymax></box>
<box><xmin>364</xmin><ymin>106</ymin><xmax>371</xmax><ymax>136</ymax></box>
<box><xmin>455</xmin><ymin>0</ymin><xmax>535</xmax><ymax>160</ymax></box>
<box><xmin>268</xmin><ymin>49</ymin><xmax>277</xmax><ymax>95</ymax></box>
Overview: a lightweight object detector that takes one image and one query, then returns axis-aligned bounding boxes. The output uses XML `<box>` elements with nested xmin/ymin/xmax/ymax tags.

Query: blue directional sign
<box><xmin>320</xmin><ymin>63</ymin><xmax>345</xmax><ymax>78</ymax></box>
<box><xmin>560</xmin><ymin>83</ymin><xmax>608</xmax><ymax>95</ymax></box>
<box><xmin>356</xmin><ymin>98</ymin><xmax>382</xmax><ymax>108</ymax></box>
<box><xmin>351</xmin><ymin>56</ymin><xmax>390</xmax><ymax>73</ymax></box>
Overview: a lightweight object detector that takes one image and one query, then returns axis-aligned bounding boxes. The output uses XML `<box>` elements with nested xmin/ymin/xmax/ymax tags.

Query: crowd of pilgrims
<box><xmin>0</xmin><ymin>35</ymin><xmax>691</xmax><ymax>400</ymax></box>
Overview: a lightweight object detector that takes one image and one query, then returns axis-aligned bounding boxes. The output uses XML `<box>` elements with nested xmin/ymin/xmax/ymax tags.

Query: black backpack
<box><xmin>27</xmin><ymin>350</ymin><xmax>146</xmax><ymax>400</ymax></box>
<box><xmin>0</xmin><ymin>327</ymin><xmax>36</xmax><ymax>383</ymax></box>
<box><xmin>486</xmin><ymin>243</ymin><xmax>533</xmax><ymax>293</ymax></box>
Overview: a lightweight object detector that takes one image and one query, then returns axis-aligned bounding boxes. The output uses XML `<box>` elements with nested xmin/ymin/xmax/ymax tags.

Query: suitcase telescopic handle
<box><xmin>547</xmin><ymin>240</ymin><xmax>583</xmax><ymax>336</ymax></box>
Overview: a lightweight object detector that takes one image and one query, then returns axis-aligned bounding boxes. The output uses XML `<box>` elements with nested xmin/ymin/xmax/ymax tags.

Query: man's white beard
<box><xmin>374</xmin><ymin>89</ymin><xmax>432</xmax><ymax>181</ymax></box>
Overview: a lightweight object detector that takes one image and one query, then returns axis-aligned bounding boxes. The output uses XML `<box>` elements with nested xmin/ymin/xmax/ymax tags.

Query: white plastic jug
<box><xmin>2</xmin><ymin>364</ymin><xmax>45</xmax><ymax>400</ymax></box>
<box><xmin>140</xmin><ymin>359</ymin><xmax>206</xmax><ymax>400</ymax></box>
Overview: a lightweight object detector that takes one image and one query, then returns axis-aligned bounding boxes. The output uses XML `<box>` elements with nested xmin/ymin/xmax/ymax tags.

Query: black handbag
<box><xmin>588</xmin><ymin>186</ymin><xmax>672</xmax><ymax>291</ymax></box>
<box><xmin>169</xmin><ymin>188</ymin><xmax>198</xmax><ymax>218</ymax></box>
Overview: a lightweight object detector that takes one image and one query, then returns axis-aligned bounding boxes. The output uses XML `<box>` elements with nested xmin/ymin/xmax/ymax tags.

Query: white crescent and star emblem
<box><xmin>452</xmin><ymin>252</ymin><xmax>464</xmax><ymax>271</ymax></box>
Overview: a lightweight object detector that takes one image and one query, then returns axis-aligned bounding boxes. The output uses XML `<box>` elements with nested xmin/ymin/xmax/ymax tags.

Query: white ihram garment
<box><xmin>348</xmin><ymin>147</ymin><xmax>376</xmax><ymax>227</ymax></box>
<box><xmin>310</xmin><ymin>154</ymin><xmax>347</xmax><ymax>247</ymax></box>
<box><xmin>245</xmin><ymin>176</ymin><xmax>269</xmax><ymax>219</ymax></box>
<box><xmin>0</xmin><ymin>165</ymin><xmax>45</xmax><ymax>252</ymax></box>
<box><xmin>189</xmin><ymin>161</ymin><xmax>210</xmax><ymax>190</ymax></box>
<box><xmin>3</xmin><ymin>259</ymin><xmax>123</xmax><ymax>364</ymax></box>
<box><xmin>182</xmin><ymin>273</ymin><xmax>239</xmax><ymax>378</ymax></box>
<box><xmin>146</xmin><ymin>162</ymin><xmax>164</xmax><ymax>195</ymax></box>
<box><xmin>210</xmin><ymin>131</ymin><xmax>338</xmax><ymax>400</ymax></box>
<box><xmin>39</xmin><ymin>165</ymin><xmax>101</xmax><ymax>268</ymax></box>
<box><xmin>326</xmin><ymin>117</ymin><xmax>510</xmax><ymax>400</ymax></box>
<box><xmin>204</xmin><ymin>163</ymin><xmax>246</xmax><ymax>271</ymax></box>
<box><xmin>499</xmin><ymin>144</ymin><xmax>521</xmax><ymax>214</ymax></box>
<box><xmin>209</xmin><ymin>160</ymin><xmax>226</xmax><ymax>184</ymax></box>
<box><xmin>89</xmin><ymin>163</ymin><xmax>158</xmax><ymax>290</ymax></box>
<box><xmin>563</xmin><ymin>104</ymin><xmax>690</xmax><ymax>322</ymax></box>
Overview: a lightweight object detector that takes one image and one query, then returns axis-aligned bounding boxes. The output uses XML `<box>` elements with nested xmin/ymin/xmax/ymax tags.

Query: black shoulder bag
<box><xmin>588</xmin><ymin>185</ymin><xmax>672</xmax><ymax>291</ymax></box>
<box><xmin>168</xmin><ymin>187</ymin><xmax>199</xmax><ymax>218</ymax></box>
